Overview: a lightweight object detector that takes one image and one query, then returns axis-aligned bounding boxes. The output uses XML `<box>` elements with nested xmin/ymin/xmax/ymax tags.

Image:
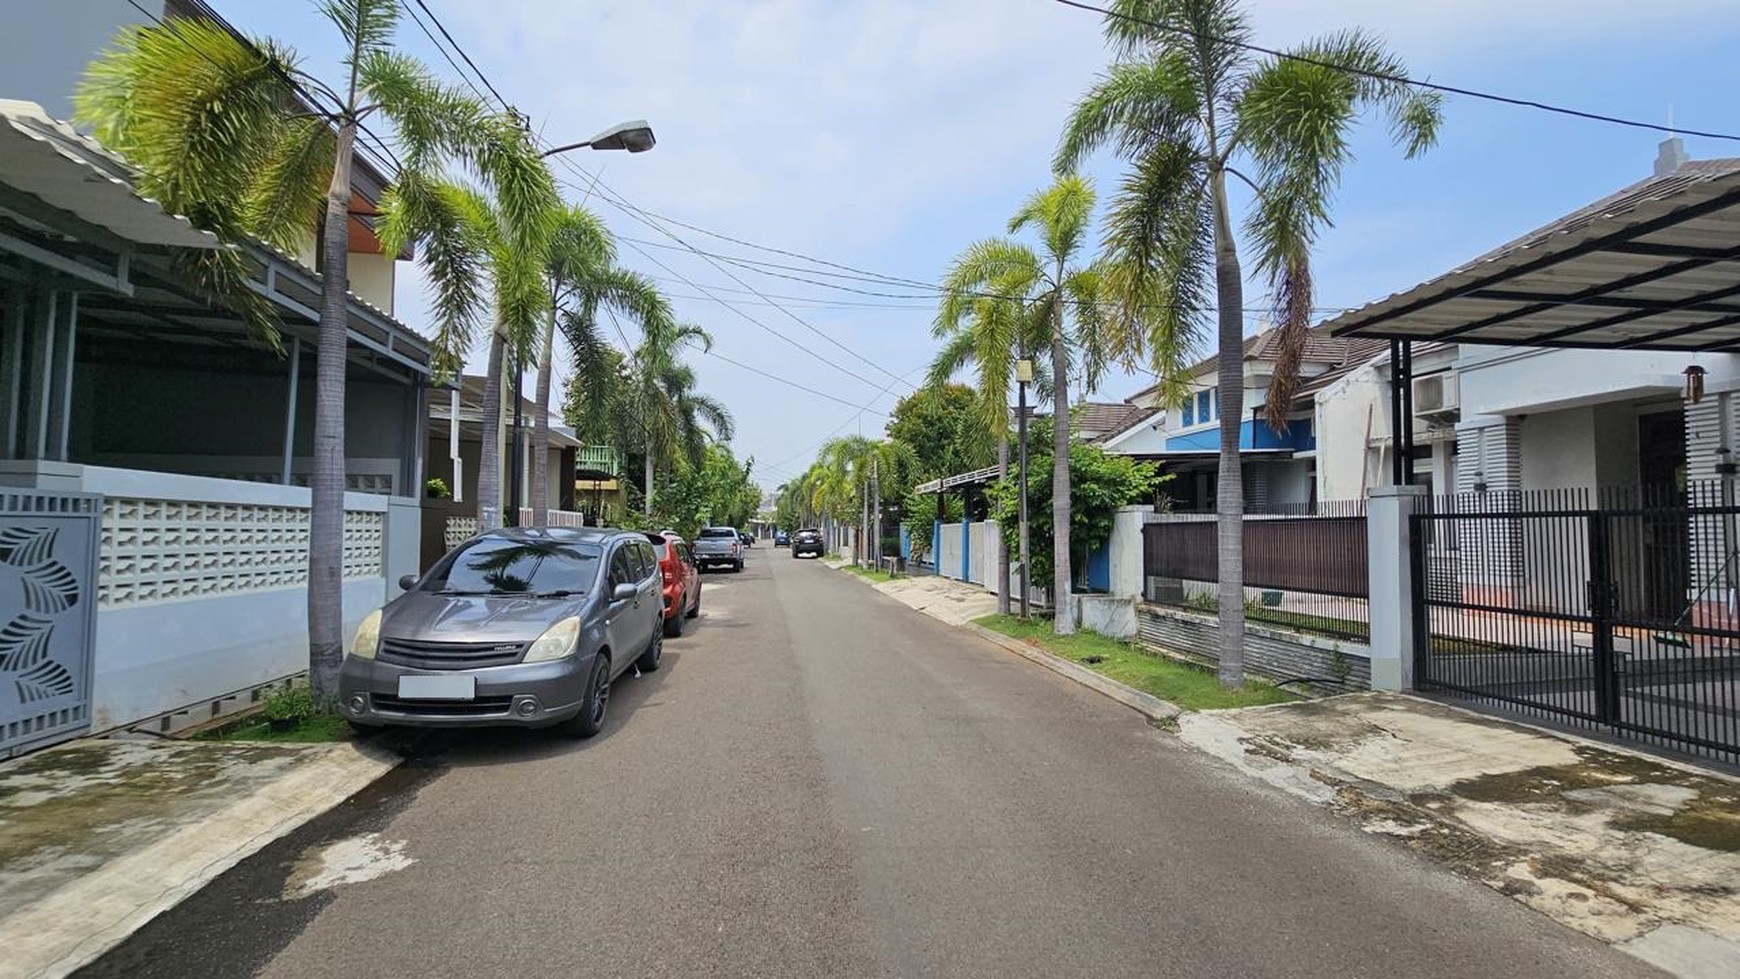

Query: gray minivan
<box><xmin>338</xmin><ymin>527</ymin><xmax>664</xmax><ymax>738</ymax></box>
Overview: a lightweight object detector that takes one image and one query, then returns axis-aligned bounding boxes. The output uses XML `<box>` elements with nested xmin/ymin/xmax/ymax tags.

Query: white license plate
<box><xmin>396</xmin><ymin>674</ymin><xmax>477</xmax><ymax>700</ymax></box>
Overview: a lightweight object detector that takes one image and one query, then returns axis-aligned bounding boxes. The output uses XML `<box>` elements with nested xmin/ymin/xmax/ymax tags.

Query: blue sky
<box><xmin>230</xmin><ymin>0</ymin><xmax>1740</xmax><ymax>489</ymax></box>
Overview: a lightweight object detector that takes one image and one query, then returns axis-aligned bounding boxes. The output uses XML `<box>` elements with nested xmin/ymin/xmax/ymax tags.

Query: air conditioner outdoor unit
<box><xmin>1413</xmin><ymin>373</ymin><xmax>1460</xmax><ymax>421</ymax></box>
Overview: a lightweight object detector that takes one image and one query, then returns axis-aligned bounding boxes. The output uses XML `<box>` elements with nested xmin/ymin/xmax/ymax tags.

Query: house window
<box><xmin>1198</xmin><ymin>390</ymin><xmax>1212</xmax><ymax>423</ymax></box>
<box><xmin>1213</xmin><ymin>387</ymin><xmax>1220</xmax><ymax>419</ymax></box>
<box><xmin>1182</xmin><ymin>400</ymin><xmax>1195</xmax><ymax>427</ymax></box>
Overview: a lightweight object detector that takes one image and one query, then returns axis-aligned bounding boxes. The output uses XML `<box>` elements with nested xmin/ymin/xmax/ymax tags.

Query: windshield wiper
<box><xmin>532</xmin><ymin>589</ymin><xmax>582</xmax><ymax>598</ymax></box>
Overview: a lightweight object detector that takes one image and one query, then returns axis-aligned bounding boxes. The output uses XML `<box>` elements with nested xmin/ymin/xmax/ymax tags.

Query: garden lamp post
<box><xmin>1016</xmin><ymin>356</ymin><xmax>1034</xmax><ymax>620</ymax></box>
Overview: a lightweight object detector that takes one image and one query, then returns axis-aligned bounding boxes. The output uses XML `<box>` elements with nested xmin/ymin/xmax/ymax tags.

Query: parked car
<box><xmin>774</xmin><ymin>529</ymin><xmax>790</xmax><ymax>546</ymax></box>
<box><xmin>693</xmin><ymin>526</ymin><xmax>744</xmax><ymax>572</ymax></box>
<box><xmin>647</xmin><ymin>531</ymin><xmax>701</xmax><ymax>637</ymax></box>
<box><xmin>738</xmin><ymin>530</ymin><xmax>754</xmax><ymax>547</ymax></box>
<box><xmin>790</xmin><ymin>528</ymin><xmax>824</xmax><ymax>558</ymax></box>
<box><xmin>338</xmin><ymin>527</ymin><xmax>664</xmax><ymax>738</ymax></box>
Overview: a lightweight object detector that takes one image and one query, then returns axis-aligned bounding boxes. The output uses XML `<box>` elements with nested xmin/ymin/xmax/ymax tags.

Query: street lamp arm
<box><xmin>539</xmin><ymin>120</ymin><xmax>656</xmax><ymax>158</ymax></box>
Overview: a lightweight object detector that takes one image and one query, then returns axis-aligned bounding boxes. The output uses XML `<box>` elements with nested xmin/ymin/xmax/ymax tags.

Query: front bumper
<box><xmin>337</xmin><ymin>652</ymin><xmax>595</xmax><ymax>728</ymax></box>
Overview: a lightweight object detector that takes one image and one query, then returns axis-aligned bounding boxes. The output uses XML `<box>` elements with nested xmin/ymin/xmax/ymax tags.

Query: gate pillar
<box><xmin>1368</xmin><ymin>484</ymin><xmax>1428</xmax><ymax>691</ymax></box>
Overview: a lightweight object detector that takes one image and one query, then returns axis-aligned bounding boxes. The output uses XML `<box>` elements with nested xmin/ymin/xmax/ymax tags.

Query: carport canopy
<box><xmin>1325</xmin><ymin>160</ymin><xmax>1740</xmax><ymax>352</ymax></box>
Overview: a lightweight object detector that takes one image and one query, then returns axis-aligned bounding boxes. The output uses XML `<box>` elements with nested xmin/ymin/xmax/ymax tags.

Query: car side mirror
<box><xmin>398</xmin><ymin>574</ymin><xmax>417</xmax><ymax>592</ymax></box>
<box><xmin>611</xmin><ymin>582</ymin><xmax>638</xmax><ymax>602</ymax></box>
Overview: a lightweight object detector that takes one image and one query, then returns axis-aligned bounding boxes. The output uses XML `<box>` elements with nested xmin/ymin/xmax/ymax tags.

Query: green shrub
<box><xmin>262</xmin><ymin>685</ymin><xmax>315</xmax><ymax>722</ymax></box>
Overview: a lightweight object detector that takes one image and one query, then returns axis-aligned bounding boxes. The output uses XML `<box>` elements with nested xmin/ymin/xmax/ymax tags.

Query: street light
<box><xmin>540</xmin><ymin>120</ymin><xmax>657</xmax><ymax>158</ymax></box>
<box><xmin>1015</xmin><ymin>356</ymin><xmax>1034</xmax><ymax>620</ymax></box>
<box><xmin>509</xmin><ymin>119</ymin><xmax>656</xmax><ymax>526</ymax></box>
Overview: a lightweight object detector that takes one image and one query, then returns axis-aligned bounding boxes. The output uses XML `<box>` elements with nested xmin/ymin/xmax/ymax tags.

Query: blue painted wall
<box><xmin>1085</xmin><ymin>542</ymin><xmax>1111</xmax><ymax>592</ymax></box>
<box><xmin>1165</xmin><ymin>417</ymin><xmax>1314</xmax><ymax>453</ymax></box>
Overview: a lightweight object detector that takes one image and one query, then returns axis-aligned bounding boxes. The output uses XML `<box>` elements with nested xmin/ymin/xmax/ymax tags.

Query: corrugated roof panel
<box><xmin>0</xmin><ymin>100</ymin><xmax>218</xmax><ymax>249</ymax></box>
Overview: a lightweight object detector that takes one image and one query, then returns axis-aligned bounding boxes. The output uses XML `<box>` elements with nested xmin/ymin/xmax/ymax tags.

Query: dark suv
<box><xmin>790</xmin><ymin>528</ymin><xmax>824</xmax><ymax>558</ymax></box>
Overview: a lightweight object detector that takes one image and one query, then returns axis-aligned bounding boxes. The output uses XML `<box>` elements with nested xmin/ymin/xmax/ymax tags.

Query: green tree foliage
<box><xmin>900</xmin><ymin>491</ymin><xmax>962</xmax><ymax>561</ymax></box>
<box><xmin>987</xmin><ymin>418</ymin><xmax>1163</xmax><ymax>588</ymax></box>
<box><xmin>885</xmin><ymin>385</ymin><xmax>994</xmax><ymax>481</ymax></box>
<box><xmin>646</xmin><ymin>444</ymin><xmax>759</xmax><ymax>539</ymax></box>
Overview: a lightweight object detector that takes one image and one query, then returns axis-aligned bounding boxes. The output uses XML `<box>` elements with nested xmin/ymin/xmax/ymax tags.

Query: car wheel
<box><xmin>560</xmin><ymin>654</ymin><xmax>611</xmax><ymax>739</ymax></box>
<box><xmin>734</xmin><ymin>559</ymin><xmax>744</xmax><ymax>573</ymax></box>
<box><xmin>663</xmin><ymin>604</ymin><xmax>684</xmax><ymax>638</ymax></box>
<box><xmin>686</xmin><ymin>585</ymin><xmax>701</xmax><ymax>619</ymax></box>
<box><xmin>636</xmin><ymin>628</ymin><xmax>663</xmax><ymax>673</ymax></box>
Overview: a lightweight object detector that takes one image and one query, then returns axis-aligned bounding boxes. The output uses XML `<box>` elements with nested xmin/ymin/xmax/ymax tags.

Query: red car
<box><xmin>646</xmin><ymin>532</ymin><xmax>701</xmax><ymax>637</ymax></box>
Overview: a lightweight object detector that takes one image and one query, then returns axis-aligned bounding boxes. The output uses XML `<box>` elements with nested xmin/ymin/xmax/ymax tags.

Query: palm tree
<box><xmin>1055</xmin><ymin>0</ymin><xmax>1441</xmax><ymax>683</ymax></box>
<box><xmin>810</xmin><ymin>436</ymin><xmax>918</xmax><ymax>564</ymax></box>
<box><xmin>530</xmin><ymin>208</ymin><xmax>669</xmax><ymax>524</ymax></box>
<box><xmin>383</xmin><ymin>173</ymin><xmax>559</xmax><ymax>535</ymax></box>
<box><xmin>78</xmin><ymin>0</ymin><xmax>551</xmax><ymax>705</ymax></box>
<box><xmin>626</xmin><ymin>324</ymin><xmax>733</xmax><ymax>515</ymax></box>
<box><xmin>934</xmin><ymin>176</ymin><xmax>1108</xmax><ymax>634</ymax></box>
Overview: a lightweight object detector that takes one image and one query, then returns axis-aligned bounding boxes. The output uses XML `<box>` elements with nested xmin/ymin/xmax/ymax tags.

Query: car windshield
<box><xmin>425</xmin><ymin>538</ymin><xmax>602</xmax><ymax>595</ymax></box>
<box><xmin>699</xmin><ymin>528</ymin><xmax>737</xmax><ymax>538</ymax></box>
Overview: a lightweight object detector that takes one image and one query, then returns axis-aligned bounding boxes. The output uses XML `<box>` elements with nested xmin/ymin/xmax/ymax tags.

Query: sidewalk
<box><xmin>0</xmin><ymin>736</ymin><xmax>397</xmax><ymax>979</ymax></box>
<box><xmin>853</xmin><ymin>569</ymin><xmax>1740</xmax><ymax>978</ymax></box>
<box><xmin>1179</xmin><ymin>694</ymin><xmax>1740</xmax><ymax>977</ymax></box>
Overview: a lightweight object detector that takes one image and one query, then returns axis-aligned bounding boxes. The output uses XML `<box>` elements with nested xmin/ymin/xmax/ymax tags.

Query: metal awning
<box><xmin>1326</xmin><ymin>162</ymin><xmax>1740</xmax><ymax>352</ymax></box>
<box><xmin>0</xmin><ymin>100</ymin><xmax>217</xmax><ymax>249</ymax></box>
<box><xmin>915</xmin><ymin>465</ymin><xmax>1002</xmax><ymax>495</ymax></box>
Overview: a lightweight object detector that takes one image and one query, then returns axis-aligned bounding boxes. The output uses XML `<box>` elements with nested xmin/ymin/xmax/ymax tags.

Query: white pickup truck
<box><xmin>692</xmin><ymin>526</ymin><xmax>744</xmax><ymax>572</ymax></box>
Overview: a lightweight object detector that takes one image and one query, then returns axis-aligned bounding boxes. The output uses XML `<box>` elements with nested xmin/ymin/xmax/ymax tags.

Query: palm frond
<box><xmin>243</xmin><ymin>115</ymin><xmax>333</xmax><ymax>255</ymax></box>
<box><xmin>1054</xmin><ymin>55</ymin><xmax>1202</xmax><ymax>173</ymax></box>
<box><xmin>318</xmin><ymin>0</ymin><xmax>400</xmax><ymax>63</ymax></box>
<box><xmin>1008</xmin><ymin>174</ymin><xmax>1095</xmax><ymax>269</ymax></box>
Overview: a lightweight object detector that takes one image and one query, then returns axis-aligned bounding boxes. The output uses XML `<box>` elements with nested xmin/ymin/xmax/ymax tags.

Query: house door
<box><xmin>1637</xmin><ymin>410</ymin><xmax>1688</xmax><ymax>621</ymax></box>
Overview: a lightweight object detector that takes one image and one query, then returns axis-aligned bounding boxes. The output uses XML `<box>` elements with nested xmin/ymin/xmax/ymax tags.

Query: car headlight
<box><xmin>522</xmin><ymin>617</ymin><xmax>582</xmax><ymax>664</ymax></box>
<box><xmin>349</xmin><ymin>609</ymin><xmax>383</xmax><ymax>660</ymax></box>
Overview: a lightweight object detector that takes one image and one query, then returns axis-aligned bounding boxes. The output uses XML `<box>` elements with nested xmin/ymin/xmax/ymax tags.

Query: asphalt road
<box><xmin>77</xmin><ymin>551</ymin><xmax>1659</xmax><ymax>979</ymax></box>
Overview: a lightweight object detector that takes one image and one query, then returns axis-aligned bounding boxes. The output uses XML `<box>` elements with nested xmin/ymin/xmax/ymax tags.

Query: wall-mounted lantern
<box><xmin>1684</xmin><ymin>364</ymin><xmax>1707</xmax><ymax>404</ymax></box>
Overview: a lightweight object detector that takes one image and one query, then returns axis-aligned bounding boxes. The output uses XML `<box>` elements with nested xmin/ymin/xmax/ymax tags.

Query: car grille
<box><xmin>377</xmin><ymin>637</ymin><xmax>527</xmax><ymax>670</ymax></box>
<box><xmin>371</xmin><ymin>694</ymin><xmax>515</xmax><ymax>717</ymax></box>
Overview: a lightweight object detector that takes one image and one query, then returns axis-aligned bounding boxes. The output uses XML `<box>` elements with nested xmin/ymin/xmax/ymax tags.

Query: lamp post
<box><xmin>506</xmin><ymin>120</ymin><xmax>656</xmax><ymax>526</ymax></box>
<box><xmin>1016</xmin><ymin>356</ymin><xmax>1034</xmax><ymax>620</ymax></box>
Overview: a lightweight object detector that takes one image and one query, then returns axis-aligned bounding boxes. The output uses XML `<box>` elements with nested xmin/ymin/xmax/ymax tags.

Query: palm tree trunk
<box><xmin>530</xmin><ymin>303</ymin><xmax>556</xmax><ymax>525</ymax></box>
<box><xmin>996</xmin><ymin>434</ymin><xmax>1010</xmax><ymax>615</ymax></box>
<box><xmin>306</xmin><ymin>123</ymin><xmax>356</xmax><ymax>708</ymax></box>
<box><xmin>478</xmin><ymin>329</ymin><xmax>506</xmax><ymax>532</ymax></box>
<box><xmin>1051</xmin><ymin>264</ymin><xmax>1075</xmax><ymax>635</ymax></box>
<box><xmin>1210</xmin><ymin>164</ymin><xmax>1247</xmax><ymax>687</ymax></box>
<box><xmin>643</xmin><ymin>443</ymin><xmax>654</xmax><ymax>517</ymax></box>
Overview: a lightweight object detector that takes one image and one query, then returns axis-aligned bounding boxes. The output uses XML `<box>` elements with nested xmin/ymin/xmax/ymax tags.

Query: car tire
<box><xmin>686</xmin><ymin>586</ymin><xmax>701</xmax><ymax>619</ymax></box>
<box><xmin>734</xmin><ymin>559</ymin><xmax>744</xmax><ymax>573</ymax></box>
<box><xmin>663</xmin><ymin>604</ymin><xmax>684</xmax><ymax>638</ymax></box>
<box><xmin>347</xmin><ymin>719</ymin><xmax>383</xmax><ymax>737</ymax></box>
<box><xmin>560</xmin><ymin>654</ymin><xmax>611</xmax><ymax>739</ymax></box>
<box><xmin>636</xmin><ymin>628</ymin><xmax>663</xmax><ymax>673</ymax></box>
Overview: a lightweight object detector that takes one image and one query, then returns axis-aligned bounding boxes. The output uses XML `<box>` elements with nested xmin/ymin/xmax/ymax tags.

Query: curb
<box><xmin>2</xmin><ymin>740</ymin><xmax>400</xmax><ymax>979</ymax></box>
<box><xmin>964</xmin><ymin>623</ymin><xmax>1183</xmax><ymax>723</ymax></box>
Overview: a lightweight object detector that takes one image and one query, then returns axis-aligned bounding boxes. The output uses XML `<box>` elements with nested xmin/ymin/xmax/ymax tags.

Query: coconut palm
<box><xmin>77</xmin><ymin>0</ymin><xmax>552</xmax><ymax>705</ymax></box>
<box><xmin>1055</xmin><ymin>0</ymin><xmax>1441</xmax><ymax>683</ymax></box>
<box><xmin>934</xmin><ymin>176</ymin><xmax>1109</xmax><ymax>634</ymax></box>
<box><xmin>630</xmin><ymin>326</ymin><xmax>734</xmax><ymax>514</ymax></box>
<box><xmin>534</xmin><ymin>211</ymin><xmax>669</xmax><ymax>524</ymax></box>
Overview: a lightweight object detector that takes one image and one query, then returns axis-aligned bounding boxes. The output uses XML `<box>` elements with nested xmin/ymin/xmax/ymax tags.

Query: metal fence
<box><xmin>1142</xmin><ymin>499</ymin><xmax>1369</xmax><ymax>642</ymax></box>
<box><xmin>1413</xmin><ymin>482</ymin><xmax>1740</xmax><ymax>766</ymax></box>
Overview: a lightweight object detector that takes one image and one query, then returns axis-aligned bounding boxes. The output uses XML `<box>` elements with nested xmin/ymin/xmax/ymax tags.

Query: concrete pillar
<box><xmin>1367</xmin><ymin>484</ymin><xmax>1427</xmax><ymax>691</ymax></box>
<box><xmin>1108</xmin><ymin>505</ymin><xmax>1154</xmax><ymax>598</ymax></box>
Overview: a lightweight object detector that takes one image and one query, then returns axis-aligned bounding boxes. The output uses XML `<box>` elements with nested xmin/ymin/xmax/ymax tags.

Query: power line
<box><xmin>697</xmin><ymin>349</ymin><xmax>874</xmax><ymax>411</ymax></box>
<box><xmin>1053</xmin><ymin>0</ymin><xmax>1740</xmax><ymax>143</ymax></box>
<box><xmin>399</xmin><ymin>0</ymin><xmax>494</xmax><ymax>108</ymax></box>
<box><xmin>405</xmin><ymin>0</ymin><xmax>510</xmax><ymax>111</ymax></box>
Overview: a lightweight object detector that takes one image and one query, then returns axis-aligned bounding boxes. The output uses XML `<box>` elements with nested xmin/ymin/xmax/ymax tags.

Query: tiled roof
<box><xmin>1072</xmin><ymin>402</ymin><xmax>1161</xmax><ymax>442</ymax></box>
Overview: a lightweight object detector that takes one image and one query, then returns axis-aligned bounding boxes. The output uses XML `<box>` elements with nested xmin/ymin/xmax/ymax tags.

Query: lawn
<box><xmin>198</xmin><ymin>712</ymin><xmax>354</xmax><ymax>743</ymax></box>
<box><xmin>841</xmin><ymin>564</ymin><xmax>896</xmax><ymax>584</ymax></box>
<box><xmin>974</xmin><ymin>614</ymin><xmax>1298</xmax><ymax>711</ymax></box>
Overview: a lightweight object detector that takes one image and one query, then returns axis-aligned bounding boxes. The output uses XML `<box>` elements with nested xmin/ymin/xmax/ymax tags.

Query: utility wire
<box><xmin>1053</xmin><ymin>0</ymin><xmax>1740</xmax><ymax>142</ymax></box>
<box><xmin>392</xmin><ymin>0</ymin><xmax>920</xmax><ymax>395</ymax></box>
<box><xmin>406</xmin><ymin>0</ymin><xmax>511</xmax><ymax>110</ymax></box>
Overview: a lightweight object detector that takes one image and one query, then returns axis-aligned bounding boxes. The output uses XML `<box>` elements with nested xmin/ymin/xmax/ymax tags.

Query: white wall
<box><xmin>1456</xmin><ymin>346</ymin><xmax>1695</xmax><ymax>421</ymax></box>
<box><xmin>1520</xmin><ymin>407</ymin><xmax>1598</xmax><ymax>492</ymax></box>
<box><xmin>347</xmin><ymin>251</ymin><xmax>397</xmax><ymax>315</ymax></box>
<box><xmin>1315</xmin><ymin>365</ymin><xmax>1384</xmax><ymax>501</ymax></box>
<box><xmin>0</xmin><ymin>463</ymin><xmax>417</xmax><ymax>731</ymax></box>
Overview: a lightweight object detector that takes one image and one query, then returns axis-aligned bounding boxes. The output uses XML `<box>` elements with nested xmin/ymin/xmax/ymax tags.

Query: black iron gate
<box><xmin>1412</xmin><ymin>484</ymin><xmax>1739</xmax><ymax>766</ymax></box>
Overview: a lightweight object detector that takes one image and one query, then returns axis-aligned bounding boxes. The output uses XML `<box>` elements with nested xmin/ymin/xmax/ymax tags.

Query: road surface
<box><xmin>77</xmin><ymin>551</ymin><xmax>1658</xmax><ymax>979</ymax></box>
